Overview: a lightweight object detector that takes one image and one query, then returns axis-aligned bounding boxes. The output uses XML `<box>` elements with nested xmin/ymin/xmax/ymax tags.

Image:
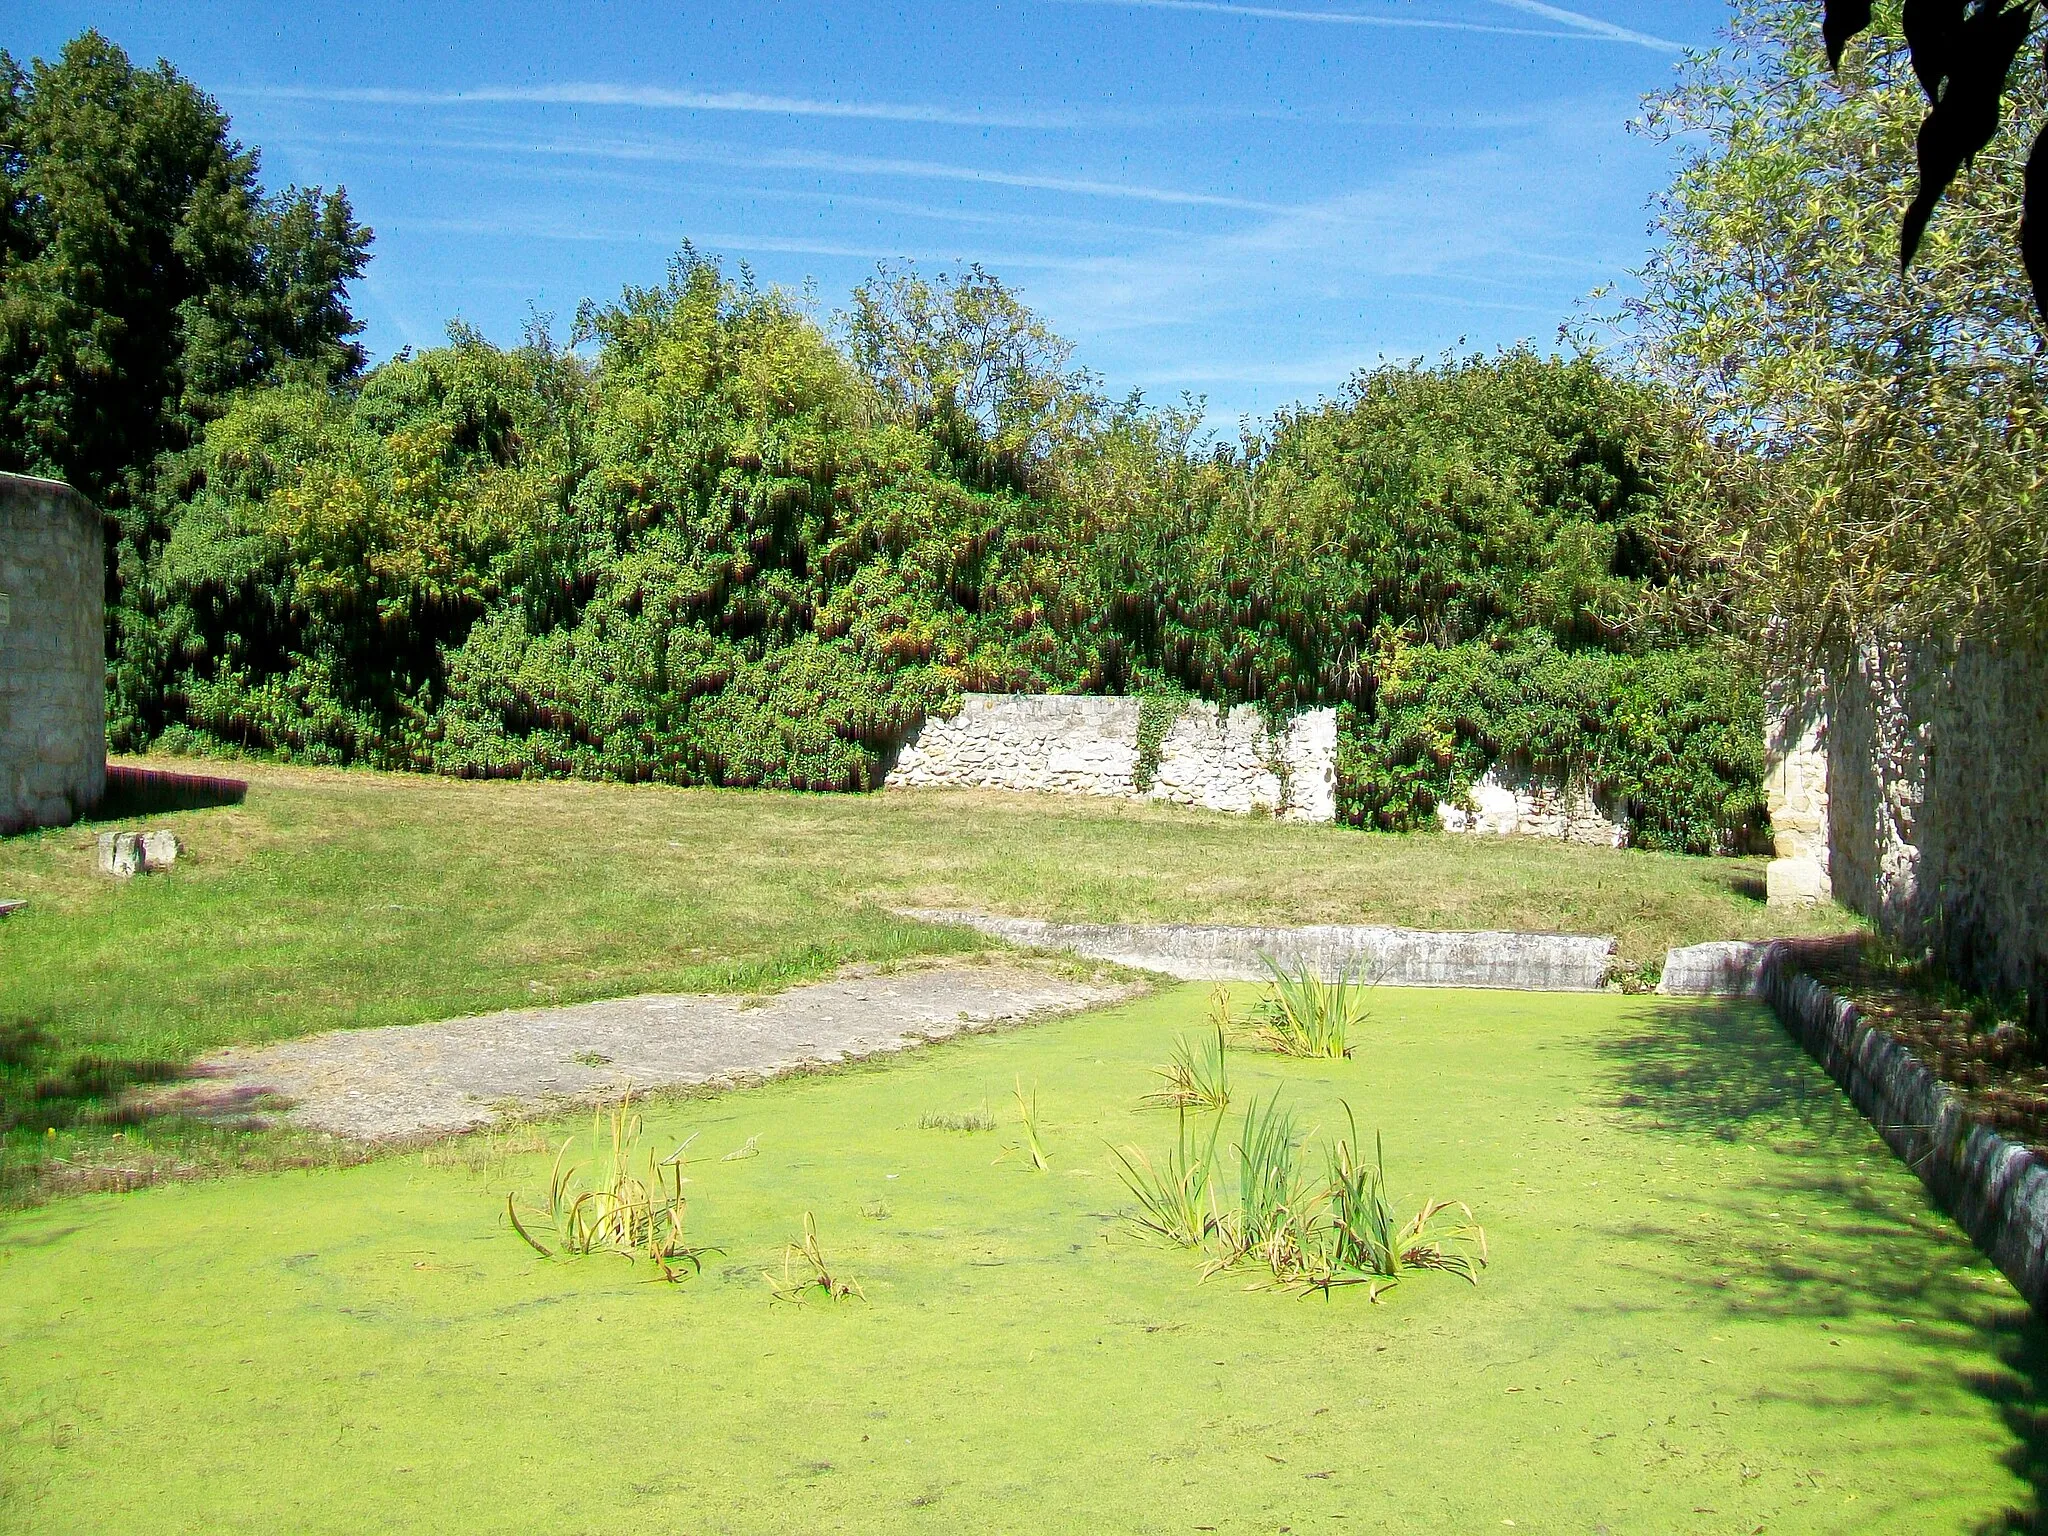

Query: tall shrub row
<box><xmin>105</xmin><ymin>258</ymin><xmax>1759</xmax><ymax>837</ymax></box>
<box><xmin>2</xmin><ymin>34</ymin><xmax>1766</xmax><ymax>846</ymax></box>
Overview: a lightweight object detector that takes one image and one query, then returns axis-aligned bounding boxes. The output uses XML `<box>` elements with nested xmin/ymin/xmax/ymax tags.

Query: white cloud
<box><xmin>234</xmin><ymin>83</ymin><xmax>1098</xmax><ymax>131</ymax></box>
<box><xmin>1035</xmin><ymin>96</ymin><xmax>1649</xmax><ymax>343</ymax></box>
<box><xmin>291</xmin><ymin>126</ymin><xmax>1289</xmax><ymax>212</ymax></box>
<box><xmin>227</xmin><ymin>79</ymin><xmax>1563</xmax><ymax>136</ymax></box>
<box><xmin>1485</xmin><ymin>0</ymin><xmax>1682</xmax><ymax>51</ymax></box>
<box><xmin>376</xmin><ymin>215</ymin><xmax>1118</xmax><ymax>275</ymax></box>
<box><xmin>1049</xmin><ymin>0</ymin><xmax>1679</xmax><ymax>50</ymax></box>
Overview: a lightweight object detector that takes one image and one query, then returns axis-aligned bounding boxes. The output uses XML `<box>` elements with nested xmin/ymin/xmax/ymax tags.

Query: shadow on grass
<box><xmin>0</xmin><ymin>1017</ymin><xmax>183</xmax><ymax>1203</ymax></box>
<box><xmin>89</xmin><ymin>764</ymin><xmax>247</xmax><ymax>821</ymax></box>
<box><xmin>1723</xmin><ymin>869</ymin><xmax>1768</xmax><ymax>904</ymax></box>
<box><xmin>1</xmin><ymin>1017</ymin><xmax>360</xmax><ymax>1206</ymax></box>
<box><xmin>0</xmin><ymin>1018</ymin><xmax>179</xmax><ymax>1133</ymax></box>
<box><xmin>1599</xmin><ymin>1000</ymin><xmax>2048</xmax><ymax>1534</ymax></box>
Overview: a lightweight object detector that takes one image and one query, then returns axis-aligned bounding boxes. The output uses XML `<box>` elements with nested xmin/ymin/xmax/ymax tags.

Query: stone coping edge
<box><xmin>0</xmin><ymin>470</ymin><xmax>96</xmax><ymax>524</ymax></box>
<box><xmin>900</xmin><ymin>909</ymin><xmax>1617</xmax><ymax>991</ymax></box>
<box><xmin>1730</xmin><ymin>939</ymin><xmax>2048</xmax><ymax>1314</ymax></box>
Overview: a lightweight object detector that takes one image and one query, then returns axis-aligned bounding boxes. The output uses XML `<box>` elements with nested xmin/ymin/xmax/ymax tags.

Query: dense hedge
<box><xmin>1334</xmin><ymin>636</ymin><xmax>1766</xmax><ymax>854</ymax></box>
<box><xmin>102</xmin><ymin>252</ymin><xmax>1764</xmax><ymax>847</ymax></box>
<box><xmin>128</xmin><ymin>272</ymin><xmax>1081</xmax><ymax>789</ymax></box>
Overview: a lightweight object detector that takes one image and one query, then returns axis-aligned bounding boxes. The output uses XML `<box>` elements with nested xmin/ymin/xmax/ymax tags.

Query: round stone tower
<box><xmin>1</xmin><ymin>473</ymin><xmax>105</xmax><ymax>833</ymax></box>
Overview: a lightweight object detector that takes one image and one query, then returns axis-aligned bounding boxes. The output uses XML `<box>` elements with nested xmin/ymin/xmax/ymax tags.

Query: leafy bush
<box><xmin>1335</xmin><ymin>634</ymin><xmax>1766</xmax><ymax>853</ymax></box>
<box><xmin>104</xmin><ymin>245</ymin><xmax>1759</xmax><ymax>844</ymax></box>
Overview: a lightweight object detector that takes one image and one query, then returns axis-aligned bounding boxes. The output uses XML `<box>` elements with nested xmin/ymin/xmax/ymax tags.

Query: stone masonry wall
<box><xmin>883</xmin><ymin>694</ymin><xmax>1339</xmax><ymax>822</ymax></box>
<box><xmin>1433</xmin><ymin>761</ymin><xmax>1629</xmax><ymax>848</ymax></box>
<box><xmin>0</xmin><ymin>474</ymin><xmax>104</xmax><ymax>834</ymax></box>
<box><xmin>1782</xmin><ymin>636</ymin><xmax>2048</xmax><ymax>1016</ymax></box>
<box><xmin>1763</xmin><ymin>672</ymin><xmax>1831</xmax><ymax>905</ymax></box>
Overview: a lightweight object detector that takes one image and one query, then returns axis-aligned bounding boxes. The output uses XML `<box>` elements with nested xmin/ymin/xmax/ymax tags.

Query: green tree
<box><xmin>0</xmin><ymin>30</ymin><xmax>371</xmax><ymax>521</ymax></box>
<box><xmin>1625</xmin><ymin>0</ymin><xmax>2048</xmax><ymax>651</ymax></box>
<box><xmin>844</xmin><ymin>262</ymin><xmax>1101</xmax><ymax>490</ymax></box>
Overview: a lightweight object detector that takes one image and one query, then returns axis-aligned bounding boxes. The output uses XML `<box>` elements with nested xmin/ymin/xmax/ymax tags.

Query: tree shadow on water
<box><xmin>1597</xmin><ymin>999</ymin><xmax>2048</xmax><ymax>1533</ymax></box>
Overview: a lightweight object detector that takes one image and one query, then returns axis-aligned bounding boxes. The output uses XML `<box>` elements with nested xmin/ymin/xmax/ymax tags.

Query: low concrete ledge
<box><xmin>901</xmin><ymin>910</ymin><xmax>1617</xmax><ymax>991</ymax></box>
<box><xmin>1723</xmin><ymin>940</ymin><xmax>2048</xmax><ymax>1314</ymax></box>
<box><xmin>1656</xmin><ymin>940</ymin><xmax>1779</xmax><ymax>998</ymax></box>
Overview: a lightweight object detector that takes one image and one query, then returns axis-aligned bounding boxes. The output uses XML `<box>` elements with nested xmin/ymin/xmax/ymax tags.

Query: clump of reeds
<box><xmin>998</xmin><ymin>1076</ymin><xmax>1050</xmax><ymax>1170</ymax></box>
<box><xmin>1139</xmin><ymin>1021</ymin><xmax>1231</xmax><ymax>1114</ymax></box>
<box><xmin>1110</xmin><ymin>1092</ymin><xmax>1485</xmax><ymax>1300</ymax></box>
<box><xmin>1108</xmin><ymin>1108</ymin><xmax>1224</xmax><ymax>1246</ymax></box>
<box><xmin>1206</xmin><ymin>1091</ymin><xmax>1316</xmax><ymax>1280</ymax></box>
<box><xmin>920</xmin><ymin>1108</ymin><xmax>997</xmax><ymax>1132</ymax></box>
<box><xmin>1305</xmin><ymin>1106</ymin><xmax>1486</xmax><ymax>1298</ymax></box>
<box><xmin>1251</xmin><ymin>955</ymin><xmax>1373</xmax><ymax>1058</ymax></box>
<box><xmin>764</xmin><ymin>1211</ymin><xmax>866</xmax><ymax>1302</ymax></box>
<box><xmin>506</xmin><ymin>1088</ymin><xmax>715</xmax><ymax>1282</ymax></box>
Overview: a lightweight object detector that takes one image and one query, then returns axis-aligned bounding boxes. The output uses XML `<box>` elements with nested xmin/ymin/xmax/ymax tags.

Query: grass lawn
<box><xmin>1</xmin><ymin>757</ymin><xmax>1858</xmax><ymax>1197</ymax></box>
<box><xmin>0</xmin><ymin>985</ymin><xmax>2038</xmax><ymax>1533</ymax></box>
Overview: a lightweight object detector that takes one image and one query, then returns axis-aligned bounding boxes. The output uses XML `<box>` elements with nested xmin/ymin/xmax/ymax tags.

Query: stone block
<box><xmin>1657</xmin><ymin>940</ymin><xmax>1778</xmax><ymax>996</ymax></box>
<box><xmin>1767</xmin><ymin>856</ymin><xmax>1831</xmax><ymax>906</ymax></box>
<box><xmin>98</xmin><ymin>828</ymin><xmax>179</xmax><ymax>878</ymax></box>
<box><xmin>99</xmin><ymin>831</ymin><xmax>144</xmax><ymax>878</ymax></box>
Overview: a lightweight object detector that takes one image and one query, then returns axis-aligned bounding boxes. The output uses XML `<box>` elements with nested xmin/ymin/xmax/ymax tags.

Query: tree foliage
<box><xmin>122</xmin><ymin>251</ymin><xmax>1753</xmax><ymax>840</ymax></box>
<box><xmin>0</xmin><ymin>29</ymin><xmax>1763</xmax><ymax>846</ymax></box>
<box><xmin>843</xmin><ymin>261</ymin><xmax>1100</xmax><ymax>490</ymax></box>
<box><xmin>1820</xmin><ymin>0</ymin><xmax>2048</xmax><ymax>310</ymax></box>
<box><xmin>0</xmin><ymin>31</ymin><xmax>370</xmax><ymax>516</ymax></box>
<box><xmin>1626</xmin><ymin>0</ymin><xmax>2048</xmax><ymax>652</ymax></box>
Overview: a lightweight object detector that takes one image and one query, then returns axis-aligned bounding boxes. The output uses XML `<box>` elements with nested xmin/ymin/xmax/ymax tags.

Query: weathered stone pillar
<box><xmin>1</xmin><ymin>473</ymin><xmax>105</xmax><ymax>833</ymax></box>
<box><xmin>1763</xmin><ymin>671</ymin><xmax>1831</xmax><ymax>905</ymax></box>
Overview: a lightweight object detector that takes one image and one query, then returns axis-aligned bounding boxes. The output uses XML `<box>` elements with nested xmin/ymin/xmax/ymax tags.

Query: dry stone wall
<box><xmin>883</xmin><ymin>693</ymin><xmax>1338</xmax><ymax>822</ymax></box>
<box><xmin>1</xmin><ymin>474</ymin><xmax>104</xmax><ymax>834</ymax></box>
<box><xmin>1433</xmin><ymin>762</ymin><xmax>1629</xmax><ymax>848</ymax></box>
<box><xmin>1774</xmin><ymin>636</ymin><xmax>2048</xmax><ymax>1018</ymax></box>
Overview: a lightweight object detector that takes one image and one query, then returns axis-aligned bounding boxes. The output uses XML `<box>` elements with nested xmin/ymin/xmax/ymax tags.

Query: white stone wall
<box><xmin>1</xmin><ymin>474</ymin><xmax>104</xmax><ymax>834</ymax></box>
<box><xmin>1764</xmin><ymin>673</ymin><xmax>1831</xmax><ymax>905</ymax></box>
<box><xmin>884</xmin><ymin>693</ymin><xmax>1339</xmax><ymax>822</ymax></box>
<box><xmin>1434</xmin><ymin>762</ymin><xmax>1628</xmax><ymax>848</ymax></box>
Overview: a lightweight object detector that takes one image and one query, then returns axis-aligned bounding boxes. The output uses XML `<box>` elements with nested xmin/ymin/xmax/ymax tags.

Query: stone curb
<box><xmin>1663</xmin><ymin>937</ymin><xmax>2048</xmax><ymax>1313</ymax></box>
<box><xmin>901</xmin><ymin>910</ymin><xmax>1617</xmax><ymax>991</ymax></box>
<box><xmin>1655</xmin><ymin>940</ymin><xmax>1779</xmax><ymax>997</ymax></box>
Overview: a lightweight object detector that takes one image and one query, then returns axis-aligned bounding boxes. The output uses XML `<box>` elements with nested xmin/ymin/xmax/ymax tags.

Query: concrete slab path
<box><xmin>171</xmin><ymin>959</ymin><xmax>1138</xmax><ymax>1141</ymax></box>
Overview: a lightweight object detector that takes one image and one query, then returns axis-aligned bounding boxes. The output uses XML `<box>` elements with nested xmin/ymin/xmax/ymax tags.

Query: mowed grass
<box><xmin>0</xmin><ymin>985</ymin><xmax>2036</xmax><ymax>1533</ymax></box>
<box><xmin>0</xmin><ymin>756</ymin><xmax>1857</xmax><ymax>1196</ymax></box>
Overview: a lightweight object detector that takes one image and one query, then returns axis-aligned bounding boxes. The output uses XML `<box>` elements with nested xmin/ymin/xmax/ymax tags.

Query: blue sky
<box><xmin>14</xmin><ymin>1</ymin><xmax>1730</xmax><ymax>426</ymax></box>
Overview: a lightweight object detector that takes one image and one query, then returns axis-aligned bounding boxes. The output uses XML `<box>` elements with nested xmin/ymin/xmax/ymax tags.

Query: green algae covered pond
<box><xmin>1</xmin><ymin>986</ymin><xmax>2037</xmax><ymax>1533</ymax></box>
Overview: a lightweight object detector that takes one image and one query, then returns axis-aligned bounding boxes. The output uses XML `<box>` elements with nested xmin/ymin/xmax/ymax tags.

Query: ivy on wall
<box><xmin>1334</xmin><ymin>636</ymin><xmax>1766</xmax><ymax>855</ymax></box>
<box><xmin>1131</xmin><ymin>684</ymin><xmax>1191</xmax><ymax>792</ymax></box>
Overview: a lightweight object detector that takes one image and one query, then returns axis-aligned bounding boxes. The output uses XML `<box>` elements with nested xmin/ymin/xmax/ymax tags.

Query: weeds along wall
<box><xmin>101</xmin><ymin>257</ymin><xmax>1762</xmax><ymax>848</ymax></box>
